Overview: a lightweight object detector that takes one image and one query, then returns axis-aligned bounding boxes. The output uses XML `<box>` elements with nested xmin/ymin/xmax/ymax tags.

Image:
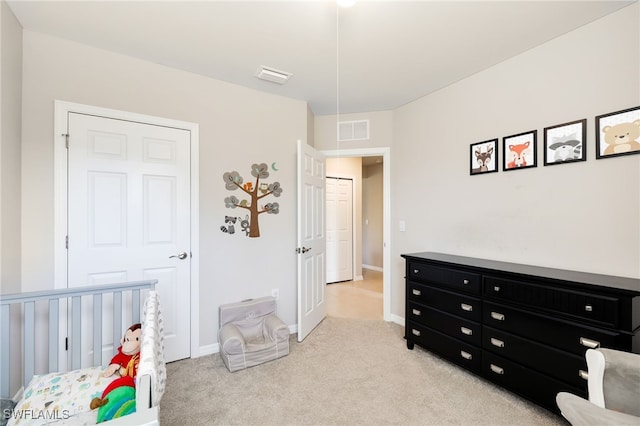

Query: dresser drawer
<box><xmin>407</xmin><ymin>281</ymin><xmax>481</xmax><ymax>322</ymax></box>
<box><xmin>483</xmin><ymin>326</ymin><xmax>587</xmax><ymax>389</ymax></box>
<box><xmin>483</xmin><ymin>301</ymin><xmax>628</xmax><ymax>356</ymax></box>
<box><xmin>482</xmin><ymin>351</ymin><xmax>586</xmax><ymax>413</ymax></box>
<box><xmin>408</xmin><ymin>263</ymin><xmax>481</xmax><ymax>295</ymax></box>
<box><xmin>484</xmin><ymin>276</ymin><xmax>620</xmax><ymax>328</ymax></box>
<box><xmin>406</xmin><ymin>320</ymin><xmax>481</xmax><ymax>373</ymax></box>
<box><xmin>408</xmin><ymin>301</ymin><xmax>481</xmax><ymax>346</ymax></box>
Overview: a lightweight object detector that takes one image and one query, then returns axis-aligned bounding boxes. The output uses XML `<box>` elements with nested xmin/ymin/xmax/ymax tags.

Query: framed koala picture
<box><xmin>543</xmin><ymin>119</ymin><xmax>586</xmax><ymax>166</ymax></box>
<box><xmin>595</xmin><ymin>106</ymin><xmax>640</xmax><ymax>159</ymax></box>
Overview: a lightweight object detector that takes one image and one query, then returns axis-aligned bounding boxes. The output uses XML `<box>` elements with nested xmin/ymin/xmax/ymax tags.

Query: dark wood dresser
<box><xmin>402</xmin><ymin>252</ymin><xmax>640</xmax><ymax>413</ymax></box>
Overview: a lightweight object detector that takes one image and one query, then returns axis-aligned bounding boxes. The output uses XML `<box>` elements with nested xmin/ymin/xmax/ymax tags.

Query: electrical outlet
<box><xmin>271</xmin><ymin>288</ymin><xmax>279</xmax><ymax>300</ymax></box>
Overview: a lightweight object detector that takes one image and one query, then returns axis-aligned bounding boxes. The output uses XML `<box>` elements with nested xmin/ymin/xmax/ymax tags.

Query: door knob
<box><xmin>169</xmin><ymin>252</ymin><xmax>188</xmax><ymax>260</ymax></box>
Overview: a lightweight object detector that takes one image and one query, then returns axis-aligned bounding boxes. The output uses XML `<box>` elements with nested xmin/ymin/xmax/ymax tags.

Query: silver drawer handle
<box><xmin>580</xmin><ymin>337</ymin><xmax>600</xmax><ymax>349</ymax></box>
<box><xmin>460</xmin><ymin>303</ymin><xmax>473</xmax><ymax>312</ymax></box>
<box><xmin>493</xmin><ymin>286</ymin><xmax>500</xmax><ymax>292</ymax></box>
<box><xmin>412</xmin><ymin>289</ymin><xmax>422</xmax><ymax>296</ymax></box>
<box><xmin>490</xmin><ymin>364</ymin><xmax>504</xmax><ymax>375</ymax></box>
<box><xmin>413</xmin><ymin>269</ymin><xmax>420</xmax><ymax>274</ymax></box>
<box><xmin>412</xmin><ymin>329</ymin><xmax>421</xmax><ymax>337</ymax></box>
<box><xmin>463</xmin><ymin>279</ymin><xmax>470</xmax><ymax>285</ymax></box>
<box><xmin>579</xmin><ymin>370</ymin><xmax>589</xmax><ymax>380</ymax></box>
<box><xmin>491</xmin><ymin>312</ymin><xmax>505</xmax><ymax>321</ymax></box>
<box><xmin>412</xmin><ymin>308</ymin><xmax>421</xmax><ymax>316</ymax></box>
<box><xmin>460</xmin><ymin>327</ymin><xmax>473</xmax><ymax>336</ymax></box>
<box><xmin>585</xmin><ymin>305</ymin><xmax>593</xmax><ymax>312</ymax></box>
<box><xmin>460</xmin><ymin>350</ymin><xmax>472</xmax><ymax>360</ymax></box>
<box><xmin>490</xmin><ymin>338</ymin><xmax>505</xmax><ymax>348</ymax></box>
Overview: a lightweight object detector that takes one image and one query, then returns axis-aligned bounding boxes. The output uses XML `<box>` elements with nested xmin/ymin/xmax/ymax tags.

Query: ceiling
<box><xmin>7</xmin><ymin>0</ymin><xmax>635</xmax><ymax>116</ymax></box>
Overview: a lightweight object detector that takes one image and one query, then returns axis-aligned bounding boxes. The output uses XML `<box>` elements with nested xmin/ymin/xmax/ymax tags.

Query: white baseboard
<box><xmin>362</xmin><ymin>264</ymin><xmax>383</xmax><ymax>272</ymax></box>
<box><xmin>389</xmin><ymin>314</ymin><xmax>405</xmax><ymax>327</ymax></box>
<box><xmin>197</xmin><ymin>343</ymin><xmax>219</xmax><ymax>357</ymax></box>
<box><xmin>353</xmin><ymin>275</ymin><xmax>364</xmax><ymax>281</ymax></box>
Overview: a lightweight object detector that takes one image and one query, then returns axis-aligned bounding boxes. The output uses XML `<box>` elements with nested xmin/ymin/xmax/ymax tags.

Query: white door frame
<box><xmin>53</xmin><ymin>100</ymin><xmax>200</xmax><ymax>359</ymax></box>
<box><xmin>321</xmin><ymin>147</ymin><xmax>391</xmax><ymax>322</ymax></box>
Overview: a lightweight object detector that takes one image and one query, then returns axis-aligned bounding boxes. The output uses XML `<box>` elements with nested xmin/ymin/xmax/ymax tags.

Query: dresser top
<box><xmin>402</xmin><ymin>252</ymin><xmax>640</xmax><ymax>295</ymax></box>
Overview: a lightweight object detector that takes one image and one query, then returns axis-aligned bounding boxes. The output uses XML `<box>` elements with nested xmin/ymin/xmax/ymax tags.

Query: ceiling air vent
<box><xmin>338</xmin><ymin>120</ymin><xmax>369</xmax><ymax>141</ymax></box>
<box><xmin>255</xmin><ymin>65</ymin><xmax>292</xmax><ymax>85</ymax></box>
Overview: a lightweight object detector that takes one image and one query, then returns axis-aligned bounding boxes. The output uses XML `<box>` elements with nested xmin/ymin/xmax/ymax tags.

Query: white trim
<box><xmin>322</xmin><ymin>147</ymin><xmax>391</xmax><ymax>322</ymax></box>
<box><xmin>53</xmin><ymin>100</ymin><xmax>200</xmax><ymax>360</ymax></box>
<box><xmin>363</xmin><ymin>264</ymin><xmax>383</xmax><ymax>272</ymax></box>
<box><xmin>199</xmin><ymin>343</ymin><xmax>219</xmax><ymax>357</ymax></box>
<box><xmin>390</xmin><ymin>314</ymin><xmax>404</xmax><ymax>327</ymax></box>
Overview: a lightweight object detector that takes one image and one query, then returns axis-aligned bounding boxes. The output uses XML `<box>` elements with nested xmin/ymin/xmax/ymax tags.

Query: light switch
<box><xmin>399</xmin><ymin>220</ymin><xmax>406</xmax><ymax>232</ymax></box>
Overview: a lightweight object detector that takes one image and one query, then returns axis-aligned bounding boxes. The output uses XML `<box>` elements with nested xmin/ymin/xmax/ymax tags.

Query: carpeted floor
<box><xmin>160</xmin><ymin>317</ymin><xmax>565</xmax><ymax>425</ymax></box>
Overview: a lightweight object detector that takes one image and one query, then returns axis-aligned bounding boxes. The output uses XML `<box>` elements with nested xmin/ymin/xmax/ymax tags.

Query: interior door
<box><xmin>67</xmin><ymin>112</ymin><xmax>191</xmax><ymax>363</ymax></box>
<box><xmin>326</xmin><ymin>177</ymin><xmax>353</xmax><ymax>283</ymax></box>
<box><xmin>297</xmin><ymin>140</ymin><xmax>327</xmax><ymax>342</ymax></box>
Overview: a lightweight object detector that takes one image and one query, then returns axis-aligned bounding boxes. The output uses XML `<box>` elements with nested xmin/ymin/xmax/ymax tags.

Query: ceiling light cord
<box><xmin>336</xmin><ymin>4</ymin><xmax>341</xmax><ymax>159</ymax></box>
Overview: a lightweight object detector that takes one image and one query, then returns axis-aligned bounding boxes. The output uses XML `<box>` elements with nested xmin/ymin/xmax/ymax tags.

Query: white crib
<box><xmin>0</xmin><ymin>281</ymin><xmax>165</xmax><ymax>425</ymax></box>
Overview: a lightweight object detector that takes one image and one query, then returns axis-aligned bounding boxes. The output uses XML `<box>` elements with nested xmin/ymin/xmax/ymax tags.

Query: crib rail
<box><xmin>0</xmin><ymin>280</ymin><xmax>157</xmax><ymax>399</ymax></box>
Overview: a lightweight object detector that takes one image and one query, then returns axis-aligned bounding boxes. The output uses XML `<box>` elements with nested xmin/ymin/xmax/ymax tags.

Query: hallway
<box><xmin>326</xmin><ymin>269</ymin><xmax>382</xmax><ymax>320</ymax></box>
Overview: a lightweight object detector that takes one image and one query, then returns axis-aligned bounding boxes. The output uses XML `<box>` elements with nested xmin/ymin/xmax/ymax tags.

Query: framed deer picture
<box><xmin>503</xmin><ymin>130</ymin><xmax>537</xmax><ymax>171</ymax></box>
<box><xmin>470</xmin><ymin>138</ymin><xmax>498</xmax><ymax>175</ymax></box>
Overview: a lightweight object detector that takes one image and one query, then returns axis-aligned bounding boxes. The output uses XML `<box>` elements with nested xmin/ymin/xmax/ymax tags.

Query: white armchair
<box><xmin>556</xmin><ymin>348</ymin><xmax>640</xmax><ymax>425</ymax></box>
<box><xmin>218</xmin><ymin>296</ymin><xmax>289</xmax><ymax>372</ymax></box>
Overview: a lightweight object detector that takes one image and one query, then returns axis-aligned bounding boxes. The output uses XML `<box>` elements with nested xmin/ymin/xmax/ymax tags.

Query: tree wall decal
<box><xmin>222</xmin><ymin>163</ymin><xmax>282</xmax><ymax>238</ymax></box>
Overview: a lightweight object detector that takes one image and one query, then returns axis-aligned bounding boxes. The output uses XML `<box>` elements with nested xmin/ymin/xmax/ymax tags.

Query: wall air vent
<box><xmin>338</xmin><ymin>120</ymin><xmax>369</xmax><ymax>141</ymax></box>
<box><xmin>255</xmin><ymin>65</ymin><xmax>292</xmax><ymax>85</ymax></box>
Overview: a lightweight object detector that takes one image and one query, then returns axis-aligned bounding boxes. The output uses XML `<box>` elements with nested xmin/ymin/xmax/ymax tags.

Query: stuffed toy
<box><xmin>102</xmin><ymin>323</ymin><xmax>142</xmax><ymax>379</ymax></box>
<box><xmin>90</xmin><ymin>323</ymin><xmax>142</xmax><ymax>422</ymax></box>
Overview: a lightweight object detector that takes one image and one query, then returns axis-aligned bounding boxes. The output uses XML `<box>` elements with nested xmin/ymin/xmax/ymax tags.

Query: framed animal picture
<box><xmin>543</xmin><ymin>119</ymin><xmax>586</xmax><ymax>166</ymax></box>
<box><xmin>503</xmin><ymin>130</ymin><xmax>537</xmax><ymax>171</ymax></box>
<box><xmin>470</xmin><ymin>138</ymin><xmax>498</xmax><ymax>175</ymax></box>
<box><xmin>595</xmin><ymin>106</ymin><xmax>640</xmax><ymax>159</ymax></box>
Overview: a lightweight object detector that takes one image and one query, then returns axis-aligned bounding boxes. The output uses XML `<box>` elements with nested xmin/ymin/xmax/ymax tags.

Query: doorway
<box><xmin>54</xmin><ymin>101</ymin><xmax>200</xmax><ymax>364</ymax></box>
<box><xmin>321</xmin><ymin>147</ymin><xmax>390</xmax><ymax>321</ymax></box>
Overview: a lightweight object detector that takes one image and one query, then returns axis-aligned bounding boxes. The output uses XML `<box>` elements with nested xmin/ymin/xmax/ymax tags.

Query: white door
<box><xmin>326</xmin><ymin>177</ymin><xmax>353</xmax><ymax>283</ymax></box>
<box><xmin>67</xmin><ymin>112</ymin><xmax>191</xmax><ymax>363</ymax></box>
<box><xmin>297</xmin><ymin>140</ymin><xmax>326</xmax><ymax>342</ymax></box>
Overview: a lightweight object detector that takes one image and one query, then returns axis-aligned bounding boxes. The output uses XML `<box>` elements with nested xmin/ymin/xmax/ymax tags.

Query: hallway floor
<box><xmin>326</xmin><ymin>268</ymin><xmax>382</xmax><ymax>320</ymax></box>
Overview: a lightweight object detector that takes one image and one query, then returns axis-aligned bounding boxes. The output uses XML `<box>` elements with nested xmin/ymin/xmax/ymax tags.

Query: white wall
<box><xmin>363</xmin><ymin>163</ymin><xmax>383</xmax><ymax>269</ymax></box>
<box><xmin>0</xmin><ymin>0</ymin><xmax>24</xmax><ymax>397</ymax></box>
<box><xmin>1</xmin><ymin>0</ymin><xmax>22</xmax><ymax>295</ymax></box>
<box><xmin>315</xmin><ymin>110</ymin><xmax>394</xmax><ymax>151</ymax></box>
<box><xmin>391</xmin><ymin>4</ymin><xmax>639</xmax><ymax>316</ymax></box>
<box><xmin>20</xmin><ymin>31</ymin><xmax>309</xmax><ymax>351</ymax></box>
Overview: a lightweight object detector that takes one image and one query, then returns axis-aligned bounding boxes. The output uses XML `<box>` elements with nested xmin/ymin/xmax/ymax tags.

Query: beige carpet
<box><xmin>160</xmin><ymin>317</ymin><xmax>564</xmax><ymax>425</ymax></box>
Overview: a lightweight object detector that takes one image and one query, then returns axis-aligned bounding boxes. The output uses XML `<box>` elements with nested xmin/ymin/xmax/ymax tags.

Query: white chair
<box><xmin>217</xmin><ymin>296</ymin><xmax>289</xmax><ymax>372</ymax></box>
<box><xmin>556</xmin><ymin>348</ymin><xmax>640</xmax><ymax>425</ymax></box>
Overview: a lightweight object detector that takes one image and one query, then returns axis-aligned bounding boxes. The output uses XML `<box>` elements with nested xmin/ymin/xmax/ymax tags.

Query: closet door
<box><xmin>326</xmin><ymin>177</ymin><xmax>353</xmax><ymax>283</ymax></box>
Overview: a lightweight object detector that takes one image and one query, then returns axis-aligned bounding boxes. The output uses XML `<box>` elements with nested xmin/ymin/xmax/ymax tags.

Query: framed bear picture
<box><xmin>595</xmin><ymin>106</ymin><xmax>640</xmax><ymax>159</ymax></box>
<box><xmin>543</xmin><ymin>119</ymin><xmax>586</xmax><ymax>166</ymax></box>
